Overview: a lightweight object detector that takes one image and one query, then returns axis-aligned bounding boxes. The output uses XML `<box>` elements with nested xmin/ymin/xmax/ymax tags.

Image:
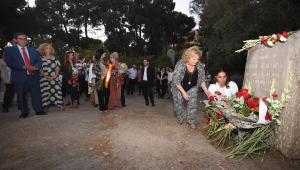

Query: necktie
<box><xmin>21</xmin><ymin>47</ymin><xmax>32</xmax><ymax>75</ymax></box>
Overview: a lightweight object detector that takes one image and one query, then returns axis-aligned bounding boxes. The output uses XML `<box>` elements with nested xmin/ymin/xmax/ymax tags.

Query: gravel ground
<box><xmin>0</xmin><ymin>94</ymin><xmax>299</xmax><ymax>170</ymax></box>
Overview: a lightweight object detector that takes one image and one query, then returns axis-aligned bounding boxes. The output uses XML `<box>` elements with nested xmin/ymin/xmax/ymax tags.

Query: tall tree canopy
<box><xmin>191</xmin><ymin>0</ymin><xmax>300</xmax><ymax>73</ymax></box>
<box><xmin>103</xmin><ymin>0</ymin><xmax>195</xmax><ymax>56</ymax></box>
<box><xmin>1</xmin><ymin>0</ymin><xmax>196</xmax><ymax>59</ymax></box>
<box><xmin>0</xmin><ymin>0</ymin><xmax>38</xmax><ymax>47</ymax></box>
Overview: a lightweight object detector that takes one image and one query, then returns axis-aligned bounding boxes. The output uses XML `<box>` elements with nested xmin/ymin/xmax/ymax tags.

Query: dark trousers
<box><xmin>121</xmin><ymin>84</ymin><xmax>126</xmax><ymax>106</ymax></box>
<box><xmin>137</xmin><ymin>81</ymin><xmax>142</xmax><ymax>95</ymax></box>
<box><xmin>127</xmin><ymin>78</ymin><xmax>135</xmax><ymax>95</ymax></box>
<box><xmin>161</xmin><ymin>83</ymin><xmax>167</xmax><ymax>97</ymax></box>
<box><xmin>98</xmin><ymin>87</ymin><xmax>110</xmax><ymax>111</ymax></box>
<box><xmin>156</xmin><ymin>82</ymin><xmax>161</xmax><ymax>97</ymax></box>
<box><xmin>78</xmin><ymin>74</ymin><xmax>85</xmax><ymax>97</ymax></box>
<box><xmin>13</xmin><ymin>77</ymin><xmax>43</xmax><ymax>114</ymax></box>
<box><xmin>82</xmin><ymin>80</ymin><xmax>89</xmax><ymax>98</ymax></box>
<box><xmin>142</xmin><ymin>81</ymin><xmax>154</xmax><ymax>105</ymax></box>
<box><xmin>69</xmin><ymin>85</ymin><xmax>79</xmax><ymax>101</ymax></box>
<box><xmin>2</xmin><ymin>84</ymin><xmax>15</xmax><ymax>108</ymax></box>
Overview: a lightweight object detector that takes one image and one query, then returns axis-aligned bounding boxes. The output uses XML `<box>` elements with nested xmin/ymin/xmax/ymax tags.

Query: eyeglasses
<box><xmin>16</xmin><ymin>37</ymin><xmax>27</xmax><ymax>41</ymax></box>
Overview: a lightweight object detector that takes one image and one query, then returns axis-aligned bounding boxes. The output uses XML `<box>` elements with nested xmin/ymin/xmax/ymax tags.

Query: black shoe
<box><xmin>146</xmin><ymin>102</ymin><xmax>149</xmax><ymax>106</ymax></box>
<box><xmin>36</xmin><ymin>111</ymin><xmax>47</xmax><ymax>115</ymax></box>
<box><xmin>2</xmin><ymin>107</ymin><xmax>8</xmax><ymax>113</ymax></box>
<box><xmin>152</xmin><ymin>103</ymin><xmax>155</xmax><ymax>107</ymax></box>
<box><xmin>19</xmin><ymin>112</ymin><xmax>29</xmax><ymax>118</ymax></box>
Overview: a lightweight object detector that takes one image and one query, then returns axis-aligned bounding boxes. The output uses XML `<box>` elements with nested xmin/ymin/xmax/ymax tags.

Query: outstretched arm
<box><xmin>201</xmin><ymin>81</ymin><xmax>210</xmax><ymax>97</ymax></box>
<box><xmin>173</xmin><ymin>60</ymin><xmax>190</xmax><ymax>100</ymax></box>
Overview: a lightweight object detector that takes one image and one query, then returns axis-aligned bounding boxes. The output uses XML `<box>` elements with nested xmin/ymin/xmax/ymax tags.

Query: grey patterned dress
<box><xmin>171</xmin><ymin>59</ymin><xmax>205</xmax><ymax>125</ymax></box>
<box><xmin>40</xmin><ymin>57</ymin><xmax>63</xmax><ymax>108</ymax></box>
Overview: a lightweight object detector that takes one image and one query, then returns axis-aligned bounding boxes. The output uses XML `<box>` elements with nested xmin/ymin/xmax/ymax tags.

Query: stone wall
<box><xmin>243</xmin><ymin>31</ymin><xmax>300</xmax><ymax>159</ymax></box>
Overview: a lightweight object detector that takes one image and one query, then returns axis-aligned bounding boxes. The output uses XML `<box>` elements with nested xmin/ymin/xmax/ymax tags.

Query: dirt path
<box><xmin>0</xmin><ymin>95</ymin><xmax>299</xmax><ymax>170</ymax></box>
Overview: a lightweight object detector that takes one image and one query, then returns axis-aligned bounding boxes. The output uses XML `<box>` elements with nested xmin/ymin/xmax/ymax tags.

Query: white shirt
<box><xmin>208</xmin><ymin>81</ymin><xmax>238</xmax><ymax>98</ymax></box>
<box><xmin>143</xmin><ymin>66</ymin><xmax>148</xmax><ymax>81</ymax></box>
<box><xmin>17</xmin><ymin>45</ymin><xmax>31</xmax><ymax>74</ymax></box>
<box><xmin>167</xmin><ymin>72</ymin><xmax>173</xmax><ymax>82</ymax></box>
<box><xmin>85</xmin><ymin>67</ymin><xmax>89</xmax><ymax>82</ymax></box>
<box><xmin>17</xmin><ymin>45</ymin><xmax>30</xmax><ymax>64</ymax></box>
<box><xmin>128</xmin><ymin>68</ymin><xmax>137</xmax><ymax>80</ymax></box>
<box><xmin>88</xmin><ymin>63</ymin><xmax>96</xmax><ymax>83</ymax></box>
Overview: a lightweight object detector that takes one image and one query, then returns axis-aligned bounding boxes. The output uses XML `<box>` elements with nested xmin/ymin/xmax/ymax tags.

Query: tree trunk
<box><xmin>84</xmin><ymin>17</ymin><xmax>88</xmax><ymax>38</ymax></box>
<box><xmin>59</xmin><ymin>12</ymin><xmax>69</xmax><ymax>35</ymax></box>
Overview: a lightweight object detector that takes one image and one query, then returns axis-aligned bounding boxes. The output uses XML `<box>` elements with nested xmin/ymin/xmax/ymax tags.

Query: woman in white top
<box><xmin>208</xmin><ymin>68</ymin><xmax>238</xmax><ymax>98</ymax></box>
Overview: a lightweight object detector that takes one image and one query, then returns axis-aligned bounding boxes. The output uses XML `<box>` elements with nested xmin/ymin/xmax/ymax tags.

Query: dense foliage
<box><xmin>191</xmin><ymin>0</ymin><xmax>300</xmax><ymax>73</ymax></box>
<box><xmin>0</xmin><ymin>0</ymin><xmax>196</xmax><ymax>62</ymax></box>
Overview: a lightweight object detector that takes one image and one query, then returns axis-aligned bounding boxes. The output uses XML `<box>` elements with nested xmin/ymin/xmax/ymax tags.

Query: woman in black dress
<box><xmin>63</xmin><ymin>51</ymin><xmax>79</xmax><ymax>108</ymax></box>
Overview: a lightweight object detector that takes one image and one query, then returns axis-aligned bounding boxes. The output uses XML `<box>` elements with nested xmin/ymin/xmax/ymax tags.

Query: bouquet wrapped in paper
<box><xmin>203</xmin><ymin>72</ymin><xmax>293</xmax><ymax>158</ymax></box>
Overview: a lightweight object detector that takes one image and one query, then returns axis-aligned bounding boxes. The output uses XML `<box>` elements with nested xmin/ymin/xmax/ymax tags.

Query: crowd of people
<box><xmin>0</xmin><ymin>33</ymin><xmax>175</xmax><ymax>114</ymax></box>
<box><xmin>0</xmin><ymin>32</ymin><xmax>240</xmax><ymax>129</ymax></box>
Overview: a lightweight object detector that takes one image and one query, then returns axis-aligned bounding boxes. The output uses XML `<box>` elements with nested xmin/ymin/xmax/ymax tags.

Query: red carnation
<box><xmin>215</xmin><ymin>112</ymin><xmax>224</xmax><ymax>119</ymax></box>
<box><xmin>247</xmin><ymin>98</ymin><xmax>259</xmax><ymax>108</ymax></box>
<box><xmin>271</xmin><ymin>36</ymin><xmax>275</xmax><ymax>41</ymax></box>
<box><xmin>276</xmin><ymin>33</ymin><xmax>281</xmax><ymax>40</ymax></box>
<box><xmin>236</xmin><ymin>89</ymin><xmax>249</xmax><ymax>100</ymax></box>
<box><xmin>263</xmin><ymin>40</ymin><xmax>268</xmax><ymax>46</ymax></box>
<box><xmin>282</xmin><ymin>32</ymin><xmax>288</xmax><ymax>38</ymax></box>
<box><xmin>70</xmin><ymin>76</ymin><xmax>78</xmax><ymax>82</ymax></box>
<box><xmin>240</xmin><ymin>88</ymin><xmax>249</xmax><ymax>94</ymax></box>
<box><xmin>272</xmin><ymin>93</ymin><xmax>278</xmax><ymax>98</ymax></box>
<box><xmin>209</xmin><ymin>96</ymin><xmax>215</xmax><ymax>102</ymax></box>
<box><xmin>262</xmin><ymin>96</ymin><xmax>268</xmax><ymax>102</ymax></box>
<box><xmin>265</xmin><ymin>113</ymin><xmax>272</xmax><ymax>121</ymax></box>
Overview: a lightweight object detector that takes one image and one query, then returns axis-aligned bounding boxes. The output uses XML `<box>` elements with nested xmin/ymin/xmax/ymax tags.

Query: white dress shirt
<box><xmin>17</xmin><ymin>45</ymin><xmax>30</xmax><ymax>64</ymax></box>
<box><xmin>143</xmin><ymin>66</ymin><xmax>148</xmax><ymax>81</ymax></box>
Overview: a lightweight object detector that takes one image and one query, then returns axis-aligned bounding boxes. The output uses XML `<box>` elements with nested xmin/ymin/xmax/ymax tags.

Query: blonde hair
<box><xmin>181</xmin><ymin>46</ymin><xmax>202</xmax><ymax>63</ymax></box>
<box><xmin>38</xmin><ymin>43</ymin><xmax>55</xmax><ymax>56</ymax></box>
<box><xmin>110</xmin><ymin>52</ymin><xmax>119</xmax><ymax>60</ymax></box>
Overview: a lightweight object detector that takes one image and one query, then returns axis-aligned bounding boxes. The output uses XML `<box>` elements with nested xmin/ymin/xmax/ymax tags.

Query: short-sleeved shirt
<box><xmin>208</xmin><ymin>81</ymin><xmax>239</xmax><ymax>98</ymax></box>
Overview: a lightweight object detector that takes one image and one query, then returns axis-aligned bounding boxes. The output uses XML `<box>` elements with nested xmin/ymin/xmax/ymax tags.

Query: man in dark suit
<box><xmin>141</xmin><ymin>58</ymin><xmax>155</xmax><ymax>106</ymax></box>
<box><xmin>4</xmin><ymin>32</ymin><xmax>45</xmax><ymax>118</ymax></box>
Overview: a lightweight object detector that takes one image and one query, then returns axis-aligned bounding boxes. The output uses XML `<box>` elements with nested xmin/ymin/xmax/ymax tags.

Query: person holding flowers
<box><xmin>171</xmin><ymin>46</ymin><xmax>210</xmax><ymax>129</ymax></box>
<box><xmin>208</xmin><ymin>68</ymin><xmax>239</xmax><ymax>99</ymax></box>
<box><xmin>64</xmin><ymin>51</ymin><xmax>79</xmax><ymax>108</ymax></box>
<box><xmin>93</xmin><ymin>49</ymin><xmax>110</xmax><ymax>112</ymax></box>
<box><xmin>108</xmin><ymin>52</ymin><xmax>122</xmax><ymax>110</ymax></box>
